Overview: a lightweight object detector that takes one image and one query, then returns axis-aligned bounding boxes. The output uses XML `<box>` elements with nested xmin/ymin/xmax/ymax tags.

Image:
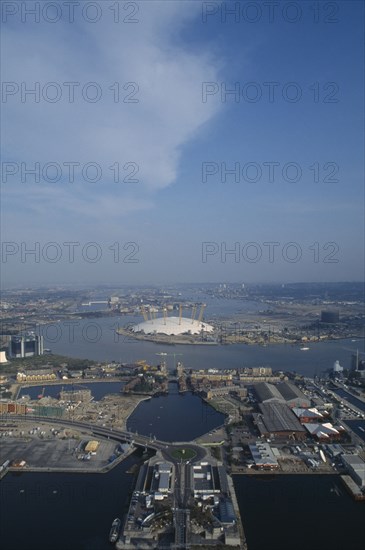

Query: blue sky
<box><xmin>1</xmin><ymin>0</ymin><xmax>364</xmax><ymax>285</ymax></box>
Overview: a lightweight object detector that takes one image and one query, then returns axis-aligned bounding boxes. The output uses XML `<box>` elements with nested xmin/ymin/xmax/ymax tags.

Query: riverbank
<box><xmin>116</xmin><ymin>327</ymin><xmax>218</xmax><ymax>345</ymax></box>
<box><xmin>117</xmin><ymin>327</ymin><xmax>364</xmax><ymax>347</ymax></box>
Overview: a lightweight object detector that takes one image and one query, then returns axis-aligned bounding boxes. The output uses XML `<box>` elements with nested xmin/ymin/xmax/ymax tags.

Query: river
<box><xmin>39</xmin><ymin>314</ymin><xmax>363</xmax><ymax>377</ymax></box>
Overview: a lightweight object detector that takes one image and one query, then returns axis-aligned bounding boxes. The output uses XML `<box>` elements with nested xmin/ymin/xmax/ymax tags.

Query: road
<box><xmin>1</xmin><ymin>414</ymin><xmax>203</xmax><ymax>548</ymax></box>
<box><xmin>0</xmin><ymin>414</ymin><xmax>169</xmax><ymax>451</ymax></box>
<box><xmin>173</xmin><ymin>461</ymin><xmax>192</xmax><ymax>548</ymax></box>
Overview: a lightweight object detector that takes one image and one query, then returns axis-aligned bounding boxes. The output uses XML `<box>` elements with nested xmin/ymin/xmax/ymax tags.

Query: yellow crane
<box><xmin>140</xmin><ymin>305</ymin><xmax>148</xmax><ymax>322</ymax></box>
<box><xmin>191</xmin><ymin>305</ymin><xmax>197</xmax><ymax>324</ymax></box>
<box><xmin>197</xmin><ymin>304</ymin><xmax>206</xmax><ymax>324</ymax></box>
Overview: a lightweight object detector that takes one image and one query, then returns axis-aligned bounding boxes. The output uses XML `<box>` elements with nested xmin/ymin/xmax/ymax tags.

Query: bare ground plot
<box><xmin>0</xmin><ymin>436</ymin><xmax>117</xmax><ymax>471</ymax></box>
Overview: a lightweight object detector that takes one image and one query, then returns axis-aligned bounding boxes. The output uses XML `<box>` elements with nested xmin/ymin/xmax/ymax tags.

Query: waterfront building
<box><xmin>248</xmin><ymin>442</ymin><xmax>279</xmax><ymax>469</ymax></box>
<box><xmin>9</xmin><ymin>334</ymin><xmax>44</xmax><ymax>358</ymax></box>
<box><xmin>341</xmin><ymin>454</ymin><xmax>365</xmax><ymax>487</ymax></box>
<box><xmin>204</xmin><ymin>385</ymin><xmax>247</xmax><ymax>399</ymax></box>
<box><xmin>16</xmin><ymin>369</ymin><xmax>57</xmax><ymax>382</ymax></box>
<box><xmin>190</xmin><ymin>371</ymin><xmax>233</xmax><ymax>383</ymax></box>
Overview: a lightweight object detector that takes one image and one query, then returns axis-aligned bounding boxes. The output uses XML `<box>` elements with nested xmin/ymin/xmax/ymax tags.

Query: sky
<box><xmin>1</xmin><ymin>0</ymin><xmax>364</xmax><ymax>286</ymax></box>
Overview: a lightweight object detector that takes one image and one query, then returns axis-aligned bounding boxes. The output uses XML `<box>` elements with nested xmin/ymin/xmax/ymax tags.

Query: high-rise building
<box><xmin>9</xmin><ymin>334</ymin><xmax>44</xmax><ymax>358</ymax></box>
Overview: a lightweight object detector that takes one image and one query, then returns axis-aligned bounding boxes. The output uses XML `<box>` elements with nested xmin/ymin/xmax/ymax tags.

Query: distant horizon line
<box><xmin>1</xmin><ymin>280</ymin><xmax>364</xmax><ymax>290</ymax></box>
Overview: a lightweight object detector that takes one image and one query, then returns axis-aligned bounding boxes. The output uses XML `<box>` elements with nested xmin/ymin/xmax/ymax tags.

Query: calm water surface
<box><xmin>127</xmin><ymin>383</ymin><xmax>225</xmax><ymax>441</ymax></box>
<box><xmin>40</xmin><ymin>316</ymin><xmax>363</xmax><ymax>377</ymax></box>
<box><xmin>234</xmin><ymin>474</ymin><xmax>365</xmax><ymax>550</ymax></box>
<box><xmin>18</xmin><ymin>381</ymin><xmax>124</xmax><ymax>401</ymax></box>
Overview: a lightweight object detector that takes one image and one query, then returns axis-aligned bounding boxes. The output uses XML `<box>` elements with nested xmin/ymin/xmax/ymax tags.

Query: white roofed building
<box><xmin>132</xmin><ymin>316</ymin><xmax>214</xmax><ymax>336</ymax></box>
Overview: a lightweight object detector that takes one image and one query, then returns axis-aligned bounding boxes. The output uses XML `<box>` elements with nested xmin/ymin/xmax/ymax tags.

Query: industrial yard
<box><xmin>0</xmin><ymin>423</ymin><xmax>127</xmax><ymax>473</ymax></box>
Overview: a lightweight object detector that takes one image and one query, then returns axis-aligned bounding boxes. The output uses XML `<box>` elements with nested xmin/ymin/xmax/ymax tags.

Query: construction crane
<box><xmin>163</xmin><ymin>307</ymin><xmax>168</xmax><ymax>325</ymax></box>
<box><xmin>179</xmin><ymin>304</ymin><xmax>183</xmax><ymax>325</ymax></box>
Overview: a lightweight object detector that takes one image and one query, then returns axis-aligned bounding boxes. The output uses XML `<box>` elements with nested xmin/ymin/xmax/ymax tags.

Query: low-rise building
<box><xmin>190</xmin><ymin>371</ymin><xmax>233</xmax><ymax>383</ymax></box>
<box><xmin>254</xmin><ymin>402</ymin><xmax>306</xmax><ymax>440</ymax></box>
<box><xmin>16</xmin><ymin>369</ymin><xmax>57</xmax><ymax>382</ymax></box>
<box><xmin>254</xmin><ymin>381</ymin><xmax>311</xmax><ymax>408</ymax></box>
<box><xmin>155</xmin><ymin>463</ymin><xmax>172</xmax><ymax>494</ymax></box>
<box><xmin>303</xmin><ymin>422</ymin><xmax>344</xmax><ymax>441</ymax></box>
<box><xmin>341</xmin><ymin>454</ymin><xmax>365</xmax><ymax>487</ymax></box>
<box><xmin>249</xmin><ymin>442</ymin><xmax>279</xmax><ymax>469</ymax></box>
<box><xmin>0</xmin><ymin>401</ymin><xmax>27</xmax><ymax>415</ymax></box>
<box><xmin>205</xmin><ymin>385</ymin><xmax>247</xmax><ymax>399</ymax></box>
<box><xmin>292</xmin><ymin>407</ymin><xmax>326</xmax><ymax>423</ymax></box>
<box><xmin>193</xmin><ymin>462</ymin><xmax>220</xmax><ymax>497</ymax></box>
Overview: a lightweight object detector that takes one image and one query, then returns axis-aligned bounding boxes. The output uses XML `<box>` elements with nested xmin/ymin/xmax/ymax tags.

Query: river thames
<box><xmin>38</xmin><ymin>314</ymin><xmax>364</xmax><ymax>378</ymax></box>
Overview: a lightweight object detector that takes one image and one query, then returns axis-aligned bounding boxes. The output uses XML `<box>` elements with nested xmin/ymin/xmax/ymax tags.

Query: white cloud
<box><xmin>2</xmin><ymin>1</ymin><xmax>221</xmax><ymax>220</ymax></box>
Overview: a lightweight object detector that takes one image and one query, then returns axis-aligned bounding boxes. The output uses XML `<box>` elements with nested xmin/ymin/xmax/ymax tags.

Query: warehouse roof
<box><xmin>219</xmin><ymin>499</ymin><xmax>236</xmax><ymax>524</ymax></box>
<box><xmin>254</xmin><ymin>381</ymin><xmax>310</xmax><ymax>406</ymax></box>
<box><xmin>277</xmin><ymin>382</ymin><xmax>307</xmax><ymax>402</ymax></box>
<box><xmin>254</xmin><ymin>382</ymin><xmax>284</xmax><ymax>403</ymax></box>
<box><xmin>258</xmin><ymin>402</ymin><xmax>306</xmax><ymax>434</ymax></box>
<box><xmin>292</xmin><ymin>407</ymin><xmax>324</xmax><ymax>419</ymax></box>
<box><xmin>303</xmin><ymin>423</ymin><xmax>340</xmax><ymax>438</ymax></box>
<box><xmin>249</xmin><ymin>442</ymin><xmax>279</xmax><ymax>467</ymax></box>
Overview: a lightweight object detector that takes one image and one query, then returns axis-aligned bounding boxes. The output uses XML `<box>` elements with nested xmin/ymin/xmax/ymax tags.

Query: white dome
<box><xmin>131</xmin><ymin>316</ymin><xmax>214</xmax><ymax>336</ymax></box>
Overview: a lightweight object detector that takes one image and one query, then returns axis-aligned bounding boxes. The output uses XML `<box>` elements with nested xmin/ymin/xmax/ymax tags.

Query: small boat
<box><xmin>300</xmin><ymin>347</ymin><xmax>310</xmax><ymax>351</ymax></box>
<box><xmin>109</xmin><ymin>518</ymin><xmax>121</xmax><ymax>543</ymax></box>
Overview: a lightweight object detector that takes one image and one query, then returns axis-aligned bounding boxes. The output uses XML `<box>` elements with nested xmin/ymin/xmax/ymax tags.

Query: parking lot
<box><xmin>0</xmin><ymin>430</ymin><xmax>117</xmax><ymax>471</ymax></box>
